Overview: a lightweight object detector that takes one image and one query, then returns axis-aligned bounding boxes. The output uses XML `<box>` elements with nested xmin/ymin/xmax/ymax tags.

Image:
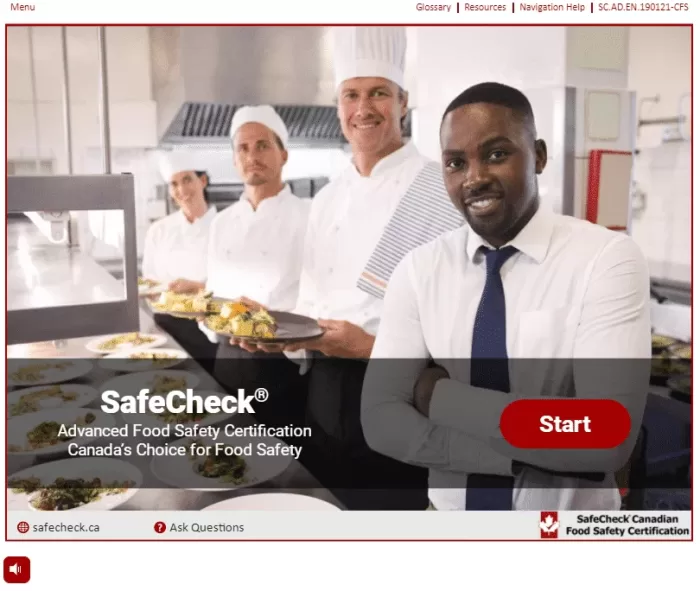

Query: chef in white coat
<box><xmin>142</xmin><ymin>152</ymin><xmax>219</xmax><ymax>372</ymax></box>
<box><xmin>203</xmin><ymin>105</ymin><xmax>311</xmax><ymax>428</ymax></box>
<box><xmin>233</xmin><ymin>27</ymin><xmax>464</xmax><ymax>509</ymax></box>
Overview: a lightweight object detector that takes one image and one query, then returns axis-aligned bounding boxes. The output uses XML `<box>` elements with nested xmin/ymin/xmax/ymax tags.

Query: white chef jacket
<box><xmin>205</xmin><ymin>184</ymin><xmax>310</xmax><ymax>311</ymax></box>
<box><xmin>294</xmin><ymin>142</ymin><xmax>430</xmax><ymax>334</ymax></box>
<box><xmin>141</xmin><ymin>206</ymin><xmax>217</xmax><ymax>284</ymax></box>
<box><xmin>362</xmin><ymin>204</ymin><xmax>652</xmax><ymax>511</ymax></box>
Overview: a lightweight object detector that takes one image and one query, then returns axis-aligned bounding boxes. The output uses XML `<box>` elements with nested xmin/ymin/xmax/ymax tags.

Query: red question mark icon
<box><xmin>154</xmin><ymin>521</ymin><xmax>166</xmax><ymax>534</ymax></box>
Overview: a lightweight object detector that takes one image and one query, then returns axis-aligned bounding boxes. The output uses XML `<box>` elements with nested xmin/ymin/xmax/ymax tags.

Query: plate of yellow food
<box><xmin>669</xmin><ymin>343</ymin><xmax>691</xmax><ymax>361</ymax></box>
<box><xmin>149</xmin><ymin>290</ymin><xmax>222</xmax><ymax>319</ymax></box>
<box><xmin>85</xmin><ymin>332</ymin><xmax>168</xmax><ymax>355</ymax></box>
<box><xmin>99</xmin><ymin>348</ymin><xmax>188</xmax><ymax>373</ymax></box>
<box><xmin>204</xmin><ymin>301</ymin><xmax>324</xmax><ymax>343</ymax></box>
<box><xmin>652</xmin><ymin>334</ymin><xmax>678</xmax><ymax>353</ymax></box>
<box><xmin>8</xmin><ymin>383</ymin><xmax>100</xmax><ymax>417</ymax></box>
<box><xmin>7</xmin><ymin>360</ymin><xmax>93</xmax><ymax>388</ymax></box>
<box><xmin>138</xmin><ymin>277</ymin><xmax>166</xmax><ymax>296</ymax></box>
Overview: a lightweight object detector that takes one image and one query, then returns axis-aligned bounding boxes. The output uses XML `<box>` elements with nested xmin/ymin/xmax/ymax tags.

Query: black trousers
<box><xmin>302</xmin><ymin>356</ymin><xmax>429</xmax><ymax>511</ymax></box>
<box><xmin>153</xmin><ymin>314</ymin><xmax>217</xmax><ymax>375</ymax></box>
<box><xmin>212</xmin><ymin>341</ymin><xmax>309</xmax><ymax>440</ymax></box>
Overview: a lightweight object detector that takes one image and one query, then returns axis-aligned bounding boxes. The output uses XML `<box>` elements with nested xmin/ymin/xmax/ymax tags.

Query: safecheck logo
<box><xmin>539</xmin><ymin>511</ymin><xmax>559</xmax><ymax>539</ymax></box>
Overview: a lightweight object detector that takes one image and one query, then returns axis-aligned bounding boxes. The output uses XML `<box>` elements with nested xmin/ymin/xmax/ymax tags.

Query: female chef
<box><xmin>141</xmin><ymin>152</ymin><xmax>219</xmax><ymax>372</ymax></box>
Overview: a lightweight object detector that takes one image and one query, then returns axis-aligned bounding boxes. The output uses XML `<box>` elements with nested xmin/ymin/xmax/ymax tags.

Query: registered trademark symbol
<box><xmin>254</xmin><ymin>388</ymin><xmax>269</xmax><ymax>402</ymax></box>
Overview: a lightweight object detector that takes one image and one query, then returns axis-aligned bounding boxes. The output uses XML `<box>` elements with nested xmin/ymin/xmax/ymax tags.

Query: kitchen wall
<box><xmin>627</xmin><ymin>26</ymin><xmax>691</xmax><ymax>284</ymax></box>
<box><xmin>6</xmin><ymin>26</ymin><xmax>158</xmax><ymax>260</ymax></box>
<box><xmin>6</xmin><ymin>26</ymin><xmax>350</xmax><ymax>259</ymax></box>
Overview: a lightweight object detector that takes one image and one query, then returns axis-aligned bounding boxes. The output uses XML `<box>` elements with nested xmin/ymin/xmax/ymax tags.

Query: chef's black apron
<box><xmin>153</xmin><ymin>313</ymin><xmax>218</xmax><ymax>375</ymax></box>
<box><xmin>302</xmin><ymin>355</ymin><xmax>429</xmax><ymax>511</ymax></box>
<box><xmin>212</xmin><ymin>339</ymin><xmax>309</xmax><ymax>443</ymax></box>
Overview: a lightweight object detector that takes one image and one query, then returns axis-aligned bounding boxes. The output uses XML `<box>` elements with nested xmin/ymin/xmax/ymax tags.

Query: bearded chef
<box><xmin>142</xmin><ymin>151</ymin><xmax>219</xmax><ymax>372</ymax></box>
<box><xmin>232</xmin><ymin>27</ymin><xmax>464</xmax><ymax>510</ymax></box>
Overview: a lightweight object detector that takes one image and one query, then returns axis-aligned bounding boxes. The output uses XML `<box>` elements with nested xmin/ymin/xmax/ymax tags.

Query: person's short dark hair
<box><xmin>194</xmin><ymin>170</ymin><xmax>210</xmax><ymax>202</ymax></box>
<box><xmin>442</xmin><ymin>82</ymin><xmax>536</xmax><ymax>134</ymax></box>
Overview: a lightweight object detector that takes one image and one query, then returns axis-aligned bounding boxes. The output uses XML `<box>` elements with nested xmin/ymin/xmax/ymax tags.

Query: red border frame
<box><xmin>4</xmin><ymin>22</ymin><xmax>694</xmax><ymax>543</ymax></box>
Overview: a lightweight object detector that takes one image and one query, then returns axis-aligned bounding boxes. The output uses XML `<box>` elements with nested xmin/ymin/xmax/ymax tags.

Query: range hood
<box><xmin>150</xmin><ymin>26</ymin><xmax>412</xmax><ymax>148</ymax></box>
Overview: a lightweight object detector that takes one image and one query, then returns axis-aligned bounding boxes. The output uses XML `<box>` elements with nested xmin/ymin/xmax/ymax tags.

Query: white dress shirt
<box><xmin>141</xmin><ymin>206</ymin><xmax>217</xmax><ymax>284</ymax></box>
<box><xmin>205</xmin><ymin>185</ymin><xmax>310</xmax><ymax>311</ymax></box>
<box><xmin>294</xmin><ymin>142</ymin><xmax>430</xmax><ymax>334</ymax></box>
<box><xmin>362</xmin><ymin>204</ymin><xmax>652</xmax><ymax>511</ymax></box>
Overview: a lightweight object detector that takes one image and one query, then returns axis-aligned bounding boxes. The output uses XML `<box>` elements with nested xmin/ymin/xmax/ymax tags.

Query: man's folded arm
<box><xmin>361</xmin><ymin>255</ymin><xmax>514</xmax><ymax>476</ymax></box>
<box><xmin>428</xmin><ymin>236</ymin><xmax>652</xmax><ymax>475</ymax></box>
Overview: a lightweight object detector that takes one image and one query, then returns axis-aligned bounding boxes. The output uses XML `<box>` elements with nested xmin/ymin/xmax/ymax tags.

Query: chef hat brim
<box><xmin>229</xmin><ymin>105</ymin><xmax>289</xmax><ymax>149</ymax></box>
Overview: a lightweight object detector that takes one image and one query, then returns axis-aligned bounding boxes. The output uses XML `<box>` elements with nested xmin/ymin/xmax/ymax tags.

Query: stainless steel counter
<box><xmin>7</xmin><ymin>246</ymin><xmax>125</xmax><ymax>311</ymax></box>
<box><xmin>7</xmin><ymin>216</ymin><xmax>139</xmax><ymax>344</ymax></box>
<box><xmin>7</xmin><ymin>307</ymin><xmax>344</xmax><ymax>512</ymax></box>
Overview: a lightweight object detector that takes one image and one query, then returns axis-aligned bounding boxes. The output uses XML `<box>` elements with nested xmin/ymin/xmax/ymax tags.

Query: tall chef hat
<box><xmin>332</xmin><ymin>26</ymin><xmax>407</xmax><ymax>90</ymax></box>
<box><xmin>156</xmin><ymin>149</ymin><xmax>212</xmax><ymax>183</ymax></box>
<box><xmin>229</xmin><ymin>105</ymin><xmax>289</xmax><ymax>149</ymax></box>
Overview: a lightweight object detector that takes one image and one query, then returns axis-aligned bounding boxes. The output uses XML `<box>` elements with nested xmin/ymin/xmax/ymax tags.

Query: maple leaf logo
<box><xmin>539</xmin><ymin>511</ymin><xmax>559</xmax><ymax>538</ymax></box>
<box><xmin>540</xmin><ymin>515</ymin><xmax>558</xmax><ymax>532</ymax></box>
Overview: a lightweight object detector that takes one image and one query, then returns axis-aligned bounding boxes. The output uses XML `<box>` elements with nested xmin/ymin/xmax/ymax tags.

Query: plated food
<box><xmin>8</xmin><ymin>458</ymin><xmax>142</xmax><ymax>512</ymax></box>
<box><xmin>205</xmin><ymin>303</ymin><xmax>323</xmax><ymax>343</ymax></box>
<box><xmin>667</xmin><ymin>376</ymin><xmax>691</xmax><ymax>397</ymax></box>
<box><xmin>205</xmin><ymin>301</ymin><xmax>277</xmax><ymax>338</ymax></box>
<box><xmin>7</xmin><ymin>360</ymin><xmax>93</xmax><ymax>388</ymax></box>
<box><xmin>150</xmin><ymin>434</ymin><xmax>293</xmax><ymax>492</ymax></box>
<box><xmin>7</xmin><ymin>408</ymin><xmax>116</xmax><ymax>459</ymax></box>
<box><xmin>202</xmin><ymin>493</ymin><xmax>341</xmax><ymax>511</ymax></box>
<box><xmin>99</xmin><ymin>348</ymin><xmax>187</xmax><ymax>373</ymax></box>
<box><xmin>85</xmin><ymin>332</ymin><xmax>168</xmax><ymax>355</ymax></box>
<box><xmin>121</xmin><ymin>388</ymin><xmax>234</xmax><ymax>435</ymax></box>
<box><xmin>100</xmin><ymin>370</ymin><xmax>226</xmax><ymax>433</ymax></box>
<box><xmin>150</xmin><ymin>290</ymin><xmax>221</xmax><ymax>318</ymax></box>
<box><xmin>652</xmin><ymin>349</ymin><xmax>690</xmax><ymax>380</ymax></box>
<box><xmin>669</xmin><ymin>343</ymin><xmax>691</xmax><ymax>361</ymax></box>
<box><xmin>8</xmin><ymin>384</ymin><xmax>99</xmax><ymax>417</ymax></box>
<box><xmin>100</xmin><ymin>369</ymin><xmax>200</xmax><ymax>398</ymax></box>
<box><xmin>652</xmin><ymin>334</ymin><xmax>678</xmax><ymax>353</ymax></box>
<box><xmin>9</xmin><ymin>411</ymin><xmax>96</xmax><ymax>453</ymax></box>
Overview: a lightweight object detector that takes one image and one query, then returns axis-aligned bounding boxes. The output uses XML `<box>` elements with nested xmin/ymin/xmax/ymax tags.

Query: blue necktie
<box><xmin>466</xmin><ymin>245</ymin><xmax>518</xmax><ymax>510</ymax></box>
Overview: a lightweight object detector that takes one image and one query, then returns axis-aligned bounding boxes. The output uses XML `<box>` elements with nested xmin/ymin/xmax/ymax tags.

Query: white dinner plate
<box><xmin>7</xmin><ymin>408</ymin><xmax>116</xmax><ymax>459</ymax></box>
<box><xmin>7</xmin><ymin>360</ymin><xmax>93</xmax><ymax>389</ymax></box>
<box><xmin>8</xmin><ymin>383</ymin><xmax>100</xmax><ymax>418</ymax></box>
<box><xmin>122</xmin><ymin>390</ymin><xmax>235</xmax><ymax>438</ymax></box>
<box><xmin>99</xmin><ymin>369</ymin><xmax>201</xmax><ymax>399</ymax></box>
<box><xmin>202</xmin><ymin>493</ymin><xmax>341</xmax><ymax>511</ymax></box>
<box><xmin>8</xmin><ymin>457</ymin><xmax>142</xmax><ymax>512</ymax></box>
<box><xmin>85</xmin><ymin>332</ymin><xmax>168</xmax><ymax>355</ymax></box>
<box><xmin>99</xmin><ymin>348</ymin><xmax>189</xmax><ymax>373</ymax></box>
<box><xmin>150</xmin><ymin>433</ymin><xmax>293</xmax><ymax>492</ymax></box>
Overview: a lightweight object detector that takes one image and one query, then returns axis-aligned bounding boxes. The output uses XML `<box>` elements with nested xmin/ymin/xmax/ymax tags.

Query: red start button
<box><xmin>499</xmin><ymin>399</ymin><xmax>631</xmax><ymax>449</ymax></box>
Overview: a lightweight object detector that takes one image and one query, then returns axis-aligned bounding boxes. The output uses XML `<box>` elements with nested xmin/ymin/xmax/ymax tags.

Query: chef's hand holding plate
<box><xmin>230</xmin><ymin>338</ymin><xmax>286</xmax><ymax>354</ymax></box>
<box><xmin>285</xmin><ymin>319</ymin><xmax>374</xmax><ymax>358</ymax></box>
<box><xmin>167</xmin><ymin>278</ymin><xmax>206</xmax><ymax>294</ymax></box>
<box><xmin>230</xmin><ymin>319</ymin><xmax>372</xmax><ymax>358</ymax></box>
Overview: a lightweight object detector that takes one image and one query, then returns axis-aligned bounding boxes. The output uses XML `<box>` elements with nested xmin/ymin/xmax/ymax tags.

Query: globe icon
<box><xmin>16</xmin><ymin>522</ymin><xmax>29</xmax><ymax>534</ymax></box>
